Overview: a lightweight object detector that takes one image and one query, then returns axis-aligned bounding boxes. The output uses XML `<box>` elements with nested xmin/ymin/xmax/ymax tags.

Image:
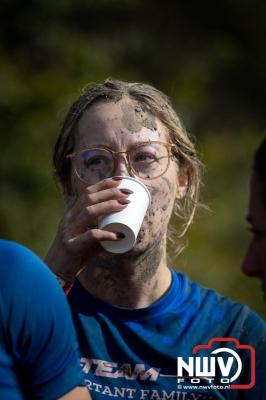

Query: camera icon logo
<box><xmin>177</xmin><ymin>337</ymin><xmax>255</xmax><ymax>389</ymax></box>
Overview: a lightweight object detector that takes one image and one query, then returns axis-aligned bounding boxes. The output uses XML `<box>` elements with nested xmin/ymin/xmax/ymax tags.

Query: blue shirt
<box><xmin>0</xmin><ymin>240</ymin><xmax>85</xmax><ymax>399</ymax></box>
<box><xmin>68</xmin><ymin>270</ymin><xmax>266</xmax><ymax>399</ymax></box>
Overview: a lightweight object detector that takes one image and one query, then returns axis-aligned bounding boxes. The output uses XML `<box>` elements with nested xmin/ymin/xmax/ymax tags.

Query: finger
<box><xmin>90</xmin><ymin>228</ymin><xmax>123</xmax><ymax>242</ymax></box>
<box><xmin>85</xmin><ymin>176</ymin><xmax>123</xmax><ymax>195</ymax></box>
<box><xmin>86</xmin><ymin>187</ymin><xmax>133</xmax><ymax>206</ymax></box>
<box><xmin>71</xmin><ymin>199</ymin><xmax>130</xmax><ymax>232</ymax></box>
<box><xmin>78</xmin><ymin>199</ymin><xmax>130</xmax><ymax>228</ymax></box>
<box><xmin>68</xmin><ymin>229</ymin><xmax>123</xmax><ymax>253</ymax></box>
<box><xmin>67</xmin><ymin>177</ymin><xmax>125</xmax><ymax>213</ymax></box>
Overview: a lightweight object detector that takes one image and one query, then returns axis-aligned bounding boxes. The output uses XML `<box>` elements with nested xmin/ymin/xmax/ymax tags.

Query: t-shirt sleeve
<box><xmin>0</xmin><ymin>240</ymin><xmax>85</xmax><ymax>400</ymax></box>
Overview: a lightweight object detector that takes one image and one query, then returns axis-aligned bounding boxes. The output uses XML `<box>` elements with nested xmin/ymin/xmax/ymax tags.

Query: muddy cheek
<box><xmin>137</xmin><ymin>206</ymin><xmax>167</xmax><ymax>245</ymax></box>
<box><xmin>161</xmin><ymin>176</ymin><xmax>172</xmax><ymax>192</ymax></box>
<box><xmin>138</xmin><ymin>178</ymin><xmax>174</xmax><ymax>243</ymax></box>
<box><xmin>161</xmin><ymin>196</ymin><xmax>172</xmax><ymax>211</ymax></box>
<box><xmin>149</xmin><ymin>200</ymin><xmax>163</xmax><ymax>226</ymax></box>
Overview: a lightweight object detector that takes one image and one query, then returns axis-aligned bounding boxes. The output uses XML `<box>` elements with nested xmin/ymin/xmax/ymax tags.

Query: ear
<box><xmin>176</xmin><ymin>172</ymin><xmax>188</xmax><ymax>199</ymax></box>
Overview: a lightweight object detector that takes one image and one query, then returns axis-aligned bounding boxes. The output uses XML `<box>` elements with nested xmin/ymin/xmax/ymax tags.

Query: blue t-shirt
<box><xmin>68</xmin><ymin>270</ymin><xmax>266</xmax><ymax>399</ymax></box>
<box><xmin>0</xmin><ymin>240</ymin><xmax>85</xmax><ymax>400</ymax></box>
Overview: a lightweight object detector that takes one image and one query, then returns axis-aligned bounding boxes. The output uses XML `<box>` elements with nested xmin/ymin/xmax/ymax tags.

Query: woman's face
<box><xmin>69</xmin><ymin>99</ymin><xmax>187</xmax><ymax>254</ymax></box>
<box><xmin>242</xmin><ymin>174</ymin><xmax>266</xmax><ymax>299</ymax></box>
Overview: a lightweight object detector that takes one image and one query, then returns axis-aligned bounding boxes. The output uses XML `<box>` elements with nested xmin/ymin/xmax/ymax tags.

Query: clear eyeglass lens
<box><xmin>74</xmin><ymin>143</ymin><xmax>169</xmax><ymax>182</ymax></box>
<box><xmin>129</xmin><ymin>143</ymin><xmax>169</xmax><ymax>178</ymax></box>
<box><xmin>74</xmin><ymin>148</ymin><xmax>114</xmax><ymax>181</ymax></box>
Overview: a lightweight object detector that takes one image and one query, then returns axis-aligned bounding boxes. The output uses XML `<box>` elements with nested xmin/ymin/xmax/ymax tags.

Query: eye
<box><xmin>134</xmin><ymin>152</ymin><xmax>158</xmax><ymax>163</ymax></box>
<box><xmin>84</xmin><ymin>156</ymin><xmax>107</xmax><ymax>168</ymax></box>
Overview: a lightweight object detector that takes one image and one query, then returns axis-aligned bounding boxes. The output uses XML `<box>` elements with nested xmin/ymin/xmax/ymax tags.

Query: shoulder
<box><xmin>0</xmin><ymin>239</ymin><xmax>50</xmax><ymax>276</ymax></box>
<box><xmin>0</xmin><ymin>239</ymin><xmax>59</xmax><ymax>295</ymax></box>
<box><xmin>176</xmin><ymin>271</ymin><xmax>266</xmax><ymax>343</ymax></box>
<box><xmin>0</xmin><ymin>240</ymin><xmax>68</xmax><ymax>335</ymax></box>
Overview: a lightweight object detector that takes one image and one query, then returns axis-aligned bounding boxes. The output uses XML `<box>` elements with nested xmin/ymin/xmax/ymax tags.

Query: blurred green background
<box><xmin>1</xmin><ymin>0</ymin><xmax>265</xmax><ymax>318</ymax></box>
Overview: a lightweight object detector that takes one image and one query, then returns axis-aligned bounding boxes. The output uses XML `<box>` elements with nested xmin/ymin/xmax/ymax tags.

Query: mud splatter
<box><xmin>121</xmin><ymin>102</ymin><xmax>157</xmax><ymax>133</ymax></box>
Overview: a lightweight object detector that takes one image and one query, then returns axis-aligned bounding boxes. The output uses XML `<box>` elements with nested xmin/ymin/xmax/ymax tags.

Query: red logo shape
<box><xmin>192</xmin><ymin>337</ymin><xmax>255</xmax><ymax>389</ymax></box>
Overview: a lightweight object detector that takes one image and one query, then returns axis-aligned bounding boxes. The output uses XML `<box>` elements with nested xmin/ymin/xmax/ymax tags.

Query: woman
<box><xmin>242</xmin><ymin>137</ymin><xmax>266</xmax><ymax>301</ymax></box>
<box><xmin>46</xmin><ymin>79</ymin><xmax>265</xmax><ymax>399</ymax></box>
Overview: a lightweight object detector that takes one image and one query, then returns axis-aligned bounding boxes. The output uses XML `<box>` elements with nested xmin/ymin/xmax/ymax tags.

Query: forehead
<box><xmin>76</xmin><ymin>99</ymin><xmax>169</xmax><ymax>150</ymax></box>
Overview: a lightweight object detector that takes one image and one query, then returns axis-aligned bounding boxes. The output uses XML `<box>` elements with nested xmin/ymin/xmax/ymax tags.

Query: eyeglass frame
<box><xmin>67</xmin><ymin>140</ymin><xmax>176</xmax><ymax>182</ymax></box>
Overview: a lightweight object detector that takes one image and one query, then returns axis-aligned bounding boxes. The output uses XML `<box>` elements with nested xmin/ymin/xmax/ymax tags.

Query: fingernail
<box><xmin>112</xmin><ymin>176</ymin><xmax>123</xmax><ymax>181</ymax></box>
<box><xmin>118</xmin><ymin>199</ymin><xmax>130</xmax><ymax>205</ymax></box>
<box><xmin>120</xmin><ymin>189</ymin><xmax>133</xmax><ymax>195</ymax></box>
<box><xmin>116</xmin><ymin>232</ymin><xmax>125</xmax><ymax>239</ymax></box>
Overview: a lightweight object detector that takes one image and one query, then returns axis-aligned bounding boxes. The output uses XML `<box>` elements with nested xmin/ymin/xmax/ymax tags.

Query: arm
<box><xmin>59</xmin><ymin>387</ymin><xmax>91</xmax><ymax>400</ymax></box>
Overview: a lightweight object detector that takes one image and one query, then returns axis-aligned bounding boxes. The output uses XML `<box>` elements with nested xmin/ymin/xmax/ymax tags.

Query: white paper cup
<box><xmin>99</xmin><ymin>176</ymin><xmax>151</xmax><ymax>253</ymax></box>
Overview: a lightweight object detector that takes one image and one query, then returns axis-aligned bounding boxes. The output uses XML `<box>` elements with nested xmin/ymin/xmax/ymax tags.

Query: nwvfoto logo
<box><xmin>177</xmin><ymin>338</ymin><xmax>255</xmax><ymax>389</ymax></box>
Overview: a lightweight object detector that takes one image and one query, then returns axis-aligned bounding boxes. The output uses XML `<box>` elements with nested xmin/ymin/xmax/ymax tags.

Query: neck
<box><xmin>78</xmin><ymin>234</ymin><xmax>171</xmax><ymax>308</ymax></box>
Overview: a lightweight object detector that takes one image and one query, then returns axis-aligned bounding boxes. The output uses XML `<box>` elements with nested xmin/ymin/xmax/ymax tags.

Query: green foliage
<box><xmin>1</xmin><ymin>0</ymin><xmax>265</xmax><ymax>317</ymax></box>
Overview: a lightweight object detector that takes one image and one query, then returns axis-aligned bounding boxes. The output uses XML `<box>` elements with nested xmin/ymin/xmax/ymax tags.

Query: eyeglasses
<box><xmin>67</xmin><ymin>141</ymin><xmax>175</xmax><ymax>183</ymax></box>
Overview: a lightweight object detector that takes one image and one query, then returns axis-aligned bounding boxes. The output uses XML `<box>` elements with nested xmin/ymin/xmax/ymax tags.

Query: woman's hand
<box><xmin>45</xmin><ymin>177</ymin><xmax>131</xmax><ymax>282</ymax></box>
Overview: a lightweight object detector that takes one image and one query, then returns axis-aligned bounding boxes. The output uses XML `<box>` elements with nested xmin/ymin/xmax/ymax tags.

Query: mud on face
<box><xmin>121</xmin><ymin>102</ymin><xmax>157</xmax><ymax>134</ymax></box>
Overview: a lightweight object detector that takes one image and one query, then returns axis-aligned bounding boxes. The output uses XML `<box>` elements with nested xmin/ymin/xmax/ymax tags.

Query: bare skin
<box><xmin>46</xmin><ymin>99</ymin><xmax>187</xmax><ymax>308</ymax></box>
<box><xmin>242</xmin><ymin>174</ymin><xmax>266</xmax><ymax>300</ymax></box>
<box><xmin>59</xmin><ymin>386</ymin><xmax>91</xmax><ymax>400</ymax></box>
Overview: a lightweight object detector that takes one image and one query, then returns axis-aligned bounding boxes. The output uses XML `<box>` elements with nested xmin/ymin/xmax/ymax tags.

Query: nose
<box><xmin>113</xmin><ymin>153</ymin><xmax>131</xmax><ymax>177</ymax></box>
